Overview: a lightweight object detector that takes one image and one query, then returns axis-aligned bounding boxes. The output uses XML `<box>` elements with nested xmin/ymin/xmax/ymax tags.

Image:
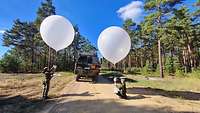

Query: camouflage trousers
<box><xmin>43</xmin><ymin>80</ymin><xmax>50</xmax><ymax>99</ymax></box>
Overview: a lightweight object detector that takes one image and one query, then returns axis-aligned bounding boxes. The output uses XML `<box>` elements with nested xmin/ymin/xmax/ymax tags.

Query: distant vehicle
<box><xmin>74</xmin><ymin>53</ymin><xmax>100</xmax><ymax>83</ymax></box>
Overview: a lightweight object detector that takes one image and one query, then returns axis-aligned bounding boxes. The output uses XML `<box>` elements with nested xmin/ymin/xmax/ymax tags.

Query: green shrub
<box><xmin>175</xmin><ymin>68</ymin><xmax>185</xmax><ymax>77</ymax></box>
<box><xmin>125</xmin><ymin>67</ymin><xmax>141</xmax><ymax>75</ymax></box>
<box><xmin>165</xmin><ymin>56</ymin><xmax>175</xmax><ymax>75</ymax></box>
<box><xmin>0</xmin><ymin>53</ymin><xmax>22</xmax><ymax>73</ymax></box>
<box><xmin>141</xmin><ymin>61</ymin><xmax>151</xmax><ymax>77</ymax></box>
<box><xmin>188</xmin><ymin>69</ymin><xmax>200</xmax><ymax>79</ymax></box>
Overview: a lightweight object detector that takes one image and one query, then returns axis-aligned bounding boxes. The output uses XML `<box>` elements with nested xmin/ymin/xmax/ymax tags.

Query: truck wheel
<box><xmin>92</xmin><ymin>76</ymin><xmax>98</xmax><ymax>83</ymax></box>
<box><xmin>76</xmin><ymin>75</ymin><xmax>80</xmax><ymax>81</ymax></box>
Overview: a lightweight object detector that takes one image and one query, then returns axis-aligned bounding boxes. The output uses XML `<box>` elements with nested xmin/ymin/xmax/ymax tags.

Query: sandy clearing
<box><xmin>39</xmin><ymin>76</ymin><xmax>200</xmax><ymax>113</ymax></box>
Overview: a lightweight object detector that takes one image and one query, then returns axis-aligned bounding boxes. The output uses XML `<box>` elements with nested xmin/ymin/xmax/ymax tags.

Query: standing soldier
<box><xmin>42</xmin><ymin>65</ymin><xmax>57</xmax><ymax>99</ymax></box>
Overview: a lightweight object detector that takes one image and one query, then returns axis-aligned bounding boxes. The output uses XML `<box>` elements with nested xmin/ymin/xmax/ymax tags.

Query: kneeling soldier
<box><xmin>114</xmin><ymin>77</ymin><xmax>127</xmax><ymax>99</ymax></box>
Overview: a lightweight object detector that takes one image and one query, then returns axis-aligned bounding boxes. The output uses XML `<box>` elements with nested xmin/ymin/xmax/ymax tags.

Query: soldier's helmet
<box><xmin>120</xmin><ymin>77</ymin><xmax>126</xmax><ymax>84</ymax></box>
<box><xmin>114</xmin><ymin>77</ymin><xmax>120</xmax><ymax>83</ymax></box>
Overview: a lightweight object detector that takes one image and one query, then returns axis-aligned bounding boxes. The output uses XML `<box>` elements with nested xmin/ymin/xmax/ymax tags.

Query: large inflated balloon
<box><xmin>98</xmin><ymin>26</ymin><xmax>131</xmax><ymax>64</ymax></box>
<box><xmin>40</xmin><ymin>15</ymin><xmax>75</xmax><ymax>51</ymax></box>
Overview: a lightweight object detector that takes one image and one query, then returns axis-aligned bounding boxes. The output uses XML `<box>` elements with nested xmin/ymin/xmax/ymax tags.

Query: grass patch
<box><xmin>127</xmin><ymin>75</ymin><xmax>200</xmax><ymax>92</ymax></box>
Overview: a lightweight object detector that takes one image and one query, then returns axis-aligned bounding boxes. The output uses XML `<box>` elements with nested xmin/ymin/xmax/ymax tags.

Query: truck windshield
<box><xmin>78</xmin><ymin>56</ymin><xmax>88</xmax><ymax>64</ymax></box>
<box><xmin>78</xmin><ymin>56</ymin><xmax>98</xmax><ymax>64</ymax></box>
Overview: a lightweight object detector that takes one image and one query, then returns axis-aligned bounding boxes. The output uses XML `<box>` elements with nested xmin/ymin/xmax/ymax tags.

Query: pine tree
<box><xmin>35</xmin><ymin>0</ymin><xmax>56</xmax><ymax>26</ymax></box>
<box><xmin>144</xmin><ymin>0</ymin><xmax>183</xmax><ymax>78</ymax></box>
<box><xmin>3</xmin><ymin>20</ymin><xmax>38</xmax><ymax>72</ymax></box>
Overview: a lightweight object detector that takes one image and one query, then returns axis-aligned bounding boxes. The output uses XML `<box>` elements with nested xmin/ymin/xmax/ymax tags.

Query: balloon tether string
<box><xmin>48</xmin><ymin>47</ymin><xmax>51</xmax><ymax>70</ymax></box>
<box><xmin>55</xmin><ymin>50</ymin><xmax>58</xmax><ymax>67</ymax></box>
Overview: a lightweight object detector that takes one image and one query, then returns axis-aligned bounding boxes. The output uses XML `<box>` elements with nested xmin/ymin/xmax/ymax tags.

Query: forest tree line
<box><xmin>0</xmin><ymin>0</ymin><xmax>96</xmax><ymax>73</ymax></box>
<box><xmin>0</xmin><ymin>0</ymin><xmax>200</xmax><ymax>78</ymax></box>
<box><xmin>102</xmin><ymin>0</ymin><xmax>200</xmax><ymax>78</ymax></box>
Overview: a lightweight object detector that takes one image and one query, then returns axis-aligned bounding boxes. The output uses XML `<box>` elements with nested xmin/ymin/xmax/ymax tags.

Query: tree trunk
<box><xmin>170</xmin><ymin>49</ymin><xmax>174</xmax><ymax>74</ymax></box>
<box><xmin>183</xmin><ymin>47</ymin><xmax>189</xmax><ymax>73</ymax></box>
<box><xmin>140</xmin><ymin>50</ymin><xmax>144</xmax><ymax>68</ymax></box>
<box><xmin>123</xmin><ymin>59</ymin><xmax>126</xmax><ymax>72</ymax></box>
<box><xmin>163</xmin><ymin>47</ymin><xmax>166</xmax><ymax>68</ymax></box>
<box><xmin>187</xmin><ymin>44</ymin><xmax>193</xmax><ymax>72</ymax></box>
<box><xmin>31</xmin><ymin>48</ymin><xmax>34</xmax><ymax>73</ymax></box>
<box><xmin>44</xmin><ymin>49</ymin><xmax>47</xmax><ymax>68</ymax></box>
<box><xmin>158</xmin><ymin>39</ymin><xmax>164</xmax><ymax>78</ymax></box>
<box><xmin>128</xmin><ymin>54</ymin><xmax>131</xmax><ymax>68</ymax></box>
<box><xmin>193</xmin><ymin>48</ymin><xmax>197</xmax><ymax>68</ymax></box>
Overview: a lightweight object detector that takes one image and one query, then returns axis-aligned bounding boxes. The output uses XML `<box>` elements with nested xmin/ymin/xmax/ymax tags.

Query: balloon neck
<box><xmin>55</xmin><ymin>49</ymin><xmax>60</xmax><ymax>53</ymax></box>
<box><xmin>113</xmin><ymin>63</ymin><xmax>116</xmax><ymax>69</ymax></box>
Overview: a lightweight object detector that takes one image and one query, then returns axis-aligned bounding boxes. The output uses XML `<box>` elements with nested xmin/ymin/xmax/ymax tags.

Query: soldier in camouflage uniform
<box><xmin>114</xmin><ymin>77</ymin><xmax>127</xmax><ymax>99</ymax></box>
<box><xmin>42</xmin><ymin>65</ymin><xmax>57</xmax><ymax>99</ymax></box>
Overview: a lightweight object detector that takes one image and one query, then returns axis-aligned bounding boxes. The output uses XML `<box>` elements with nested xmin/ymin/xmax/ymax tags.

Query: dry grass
<box><xmin>0</xmin><ymin>72</ymin><xmax>74</xmax><ymax>113</ymax></box>
<box><xmin>126</xmin><ymin>75</ymin><xmax>200</xmax><ymax>92</ymax></box>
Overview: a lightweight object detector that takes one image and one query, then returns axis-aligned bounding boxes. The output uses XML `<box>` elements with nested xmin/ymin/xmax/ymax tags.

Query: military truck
<box><xmin>74</xmin><ymin>53</ymin><xmax>100</xmax><ymax>82</ymax></box>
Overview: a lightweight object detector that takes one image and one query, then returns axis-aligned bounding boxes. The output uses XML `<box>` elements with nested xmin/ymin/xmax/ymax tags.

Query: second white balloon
<box><xmin>98</xmin><ymin>26</ymin><xmax>131</xmax><ymax>65</ymax></box>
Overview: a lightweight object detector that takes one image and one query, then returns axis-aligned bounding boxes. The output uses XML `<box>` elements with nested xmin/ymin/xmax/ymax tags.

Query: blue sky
<box><xmin>0</xmin><ymin>0</ymin><xmax>197</xmax><ymax>57</ymax></box>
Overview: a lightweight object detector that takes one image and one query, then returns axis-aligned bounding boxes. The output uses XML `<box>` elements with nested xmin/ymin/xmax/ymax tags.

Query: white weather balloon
<box><xmin>40</xmin><ymin>15</ymin><xmax>75</xmax><ymax>51</ymax></box>
<box><xmin>98</xmin><ymin>26</ymin><xmax>131</xmax><ymax>64</ymax></box>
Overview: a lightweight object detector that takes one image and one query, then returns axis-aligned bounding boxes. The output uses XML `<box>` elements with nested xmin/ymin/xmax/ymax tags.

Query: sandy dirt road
<box><xmin>39</xmin><ymin>76</ymin><xmax>200</xmax><ymax>113</ymax></box>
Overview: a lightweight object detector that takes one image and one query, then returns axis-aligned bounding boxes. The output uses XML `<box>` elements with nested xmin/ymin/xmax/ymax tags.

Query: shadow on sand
<box><xmin>127</xmin><ymin>87</ymin><xmax>200</xmax><ymax>101</ymax></box>
<box><xmin>127</xmin><ymin>94</ymin><xmax>149</xmax><ymax>100</ymax></box>
<box><xmin>0</xmin><ymin>90</ymin><xmax>199</xmax><ymax>113</ymax></box>
<box><xmin>0</xmin><ymin>95</ymin><xmax>56</xmax><ymax>113</ymax></box>
<box><xmin>0</xmin><ymin>94</ymin><xmax>197</xmax><ymax>113</ymax></box>
<box><xmin>48</xmin><ymin>99</ymin><xmax>196</xmax><ymax>113</ymax></box>
<box><xmin>56</xmin><ymin>91</ymin><xmax>98</xmax><ymax>98</ymax></box>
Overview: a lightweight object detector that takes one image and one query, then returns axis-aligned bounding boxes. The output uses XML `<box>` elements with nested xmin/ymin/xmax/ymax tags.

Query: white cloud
<box><xmin>0</xmin><ymin>30</ymin><xmax>5</xmax><ymax>34</ymax></box>
<box><xmin>117</xmin><ymin>1</ymin><xmax>144</xmax><ymax>23</ymax></box>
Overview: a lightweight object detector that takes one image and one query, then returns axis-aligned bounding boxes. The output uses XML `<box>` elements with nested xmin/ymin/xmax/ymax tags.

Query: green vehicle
<box><xmin>74</xmin><ymin>53</ymin><xmax>100</xmax><ymax>82</ymax></box>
